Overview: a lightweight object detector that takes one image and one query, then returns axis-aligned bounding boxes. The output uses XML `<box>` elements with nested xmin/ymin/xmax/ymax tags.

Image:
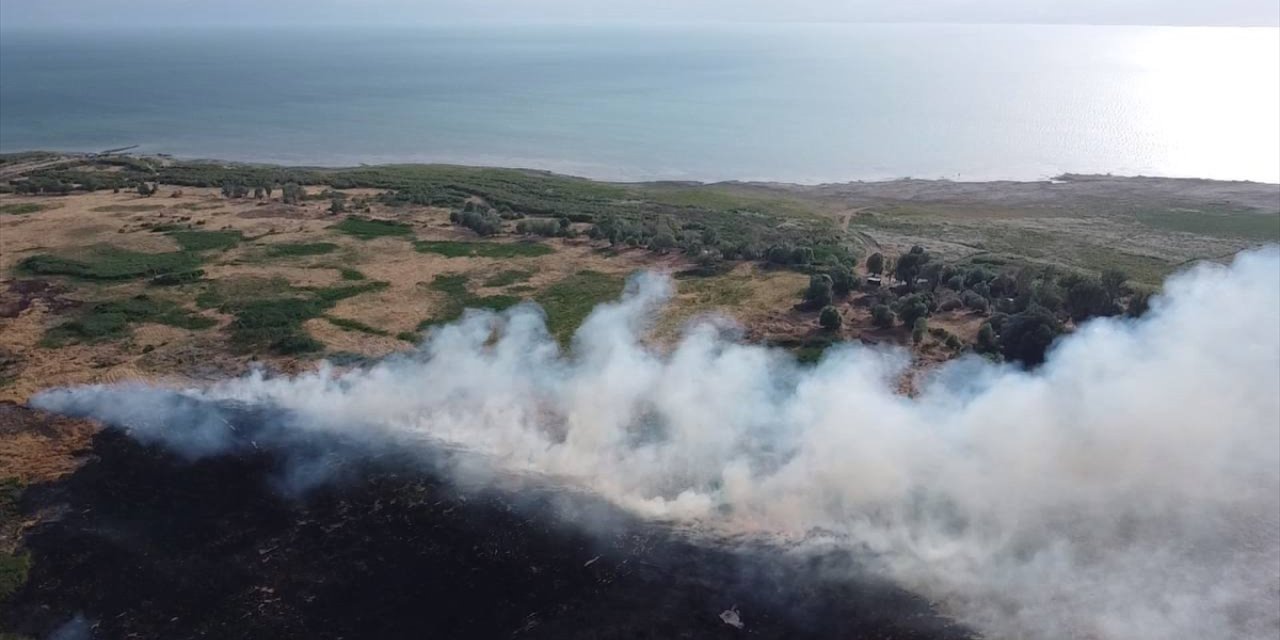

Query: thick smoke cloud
<box><xmin>33</xmin><ymin>249</ymin><xmax>1280</xmax><ymax>640</ymax></box>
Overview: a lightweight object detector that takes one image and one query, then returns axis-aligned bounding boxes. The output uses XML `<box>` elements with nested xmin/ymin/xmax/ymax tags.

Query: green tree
<box><xmin>896</xmin><ymin>293</ymin><xmax>930</xmax><ymax>327</ymax></box>
<box><xmin>976</xmin><ymin>322</ymin><xmax>999</xmax><ymax>354</ymax></box>
<box><xmin>912</xmin><ymin>317</ymin><xmax>928</xmax><ymax>344</ymax></box>
<box><xmin>648</xmin><ymin>231</ymin><xmax>676</xmax><ymax>253</ymax></box>
<box><xmin>962</xmin><ymin>290</ymin><xmax>989</xmax><ymax>312</ymax></box>
<box><xmin>1101</xmin><ymin>268</ymin><xmax>1128</xmax><ymax>302</ymax></box>
<box><xmin>805</xmin><ymin>274</ymin><xmax>834</xmax><ymax>308</ymax></box>
<box><xmin>819</xmin><ymin>305</ymin><xmax>842</xmax><ymax>331</ymax></box>
<box><xmin>281</xmin><ymin>183</ymin><xmax>306</xmax><ymax>205</ymax></box>
<box><xmin>895</xmin><ymin>247</ymin><xmax>931</xmax><ymax>287</ymax></box>
<box><xmin>1127</xmin><ymin>291</ymin><xmax>1152</xmax><ymax>317</ymax></box>
<box><xmin>221</xmin><ymin>180</ymin><xmax>248</xmax><ymax>199</ymax></box>
<box><xmin>999</xmin><ymin>305</ymin><xmax>1063</xmax><ymax>366</ymax></box>
<box><xmin>828</xmin><ymin>265</ymin><xmax>859</xmax><ymax>297</ymax></box>
<box><xmin>790</xmin><ymin>246</ymin><xmax>815</xmax><ymax>266</ymax></box>
<box><xmin>871</xmin><ymin>304</ymin><xmax>895</xmax><ymax>328</ymax></box>
<box><xmin>766</xmin><ymin>244</ymin><xmax>794</xmax><ymax>265</ymax></box>
<box><xmin>866</xmin><ymin>252</ymin><xmax>885</xmax><ymax>275</ymax></box>
<box><xmin>1065</xmin><ymin>278</ymin><xmax>1117</xmax><ymax>323</ymax></box>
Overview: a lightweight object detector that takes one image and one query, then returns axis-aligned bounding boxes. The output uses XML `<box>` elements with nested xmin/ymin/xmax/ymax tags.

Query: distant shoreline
<box><xmin>3</xmin><ymin>149</ymin><xmax>1279</xmax><ymax>190</ymax></box>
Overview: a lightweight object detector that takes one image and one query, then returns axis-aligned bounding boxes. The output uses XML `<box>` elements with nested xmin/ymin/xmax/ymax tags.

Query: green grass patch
<box><xmin>325</xmin><ymin>315</ymin><xmax>390</xmax><ymax>337</ymax></box>
<box><xmin>536</xmin><ymin>270</ymin><xmax>626</xmax><ymax>345</ymax></box>
<box><xmin>206</xmin><ymin>278</ymin><xmax>390</xmax><ymax>355</ymax></box>
<box><xmin>0</xmin><ymin>202</ymin><xmax>47</xmax><ymax>215</ymax></box>
<box><xmin>676</xmin><ymin>274</ymin><xmax>754</xmax><ymax>308</ymax></box>
<box><xmin>150</xmin><ymin>269</ymin><xmax>205</xmax><ymax>286</ymax></box>
<box><xmin>42</xmin><ymin>294</ymin><xmax>216</xmax><ymax>347</ymax></box>
<box><xmin>90</xmin><ymin>204</ymin><xmax>164</xmax><ymax>213</ymax></box>
<box><xmin>0</xmin><ymin>552</ymin><xmax>30</xmax><ymax>602</ymax></box>
<box><xmin>483</xmin><ymin>269</ymin><xmax>537</xmax><ymax>287</ymax></box>
<box><xmin>19</xmin><ymin>245</ymin><xmax>201</xmax><ymax>281</ymax></box>
<box><xmin>167</xmin><ymin>229</ymin><xmax>243</xmax><ymax>252</ymax></box>
<box><xmin>331</xmin><ymin>216</ymin><xmax>412</xmax><ymax>240</ymax></box>
<box><xmin>418</xmin><ymin>274</ymin><xmax>524</xmax><ymax>329</ymax></box>
<box><xmin>195</xmin><ymin>276</ymin><xmax>296</xmax><ymax>309</ymax></box>
<box><xmin>635</xmin><ymin>183</ymin><xmax>822</xmax><ymax>220</ymax></box>
<box><xmin>1</xmin><ymin>477</ymin><xmax>29</xmax><ymax>603</ymax></box>
<box><xmin>413</xmin><ymin>240</ymin><xmax>554</xmax><ymax>258</ymax></box>
<box><xmin>396</xmin><ymin>331</ymin><xmax>420</xmax><ymax>343</ymax></box>
<box><xmin>1070</xmin><ymin>246</ymin><xmax>1176</xmax><ymax>285</ymax></box>
<box><xmin>313</xmin><ymin>281</ymin><xmax>389</xmax><ymax>304</ymax></box>
<box><xmin>265</xmin><ymin>242</ymin><xmax>338</xmax><ymax>258</ymax></box>
<box><xmin>1134</xmin><ymin>209</ymin><xmax>1280</xmax><ymax>241</ymax></box>
<box><xmin>339</xmin><ymin>268</ymin><xmax>366</xmax><ymax>281</ymax></box>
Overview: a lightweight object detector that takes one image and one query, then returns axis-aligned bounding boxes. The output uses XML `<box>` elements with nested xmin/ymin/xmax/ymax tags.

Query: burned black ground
<box><xmin>3</xmin><ymin>422</ymin><xmax>973</xmax><ymax>640</ymax></box>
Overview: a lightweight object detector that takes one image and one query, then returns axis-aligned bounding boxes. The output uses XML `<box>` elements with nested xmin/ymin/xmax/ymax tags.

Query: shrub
<box><xmin>828</xmin><ymin>265</ymin><xmax>858</xmax><ymax>297</ymax></box>
<box><xmin>1127</xmin><ymin>291</ymin><xmax>1152</xmax><ymax>317</ymax></box>
<box><xmin>912</xmin><ymin>317</ymin><xmax>927</xmax><ymax>344</ymax></box>
<box><xmin>866</xmin><ymin>252</ymin><xmax>884</xmax><ymax>274</ymax></box>
<box><xmin>515</xmin><ymin>219</ymin><xmax>562</xmax><ymax>237</ymax></box>
<box><xmin>999</xmin><ymin>305</ymin><xmax>1063</xmax><ymax>366</ymax></box>
<box><xmin>871</xmin><ymin>304</ymin><xmax>895</xmax><ymax>328</ymax></box>
<box><xmin>455</xmin><ymin>209</ymin><xmax>504</xmax><ymax>236</ymax></box>
<box><xmin>896</xmin><ymin>293</ymin><xmax>930</xmax><ymax>327</ymax></box>
<box><xmin>1064</xmin><ymin>278</ymin><xmax>1118</xmax><ymax>322</ymax></box>
<box><xmin>938</xmin><ymin>295</ymin><xmax>964</xmax><ymax>312</ymax></box>
<box><xmin>805</xmin><ymin>274</ymin><xmax>834</xmax><ymax>308</ymax></box>
<box><xmin>220</xmin><ymin>180</ymin><xmax>250</xmax><ymax>198</ymax></box>
<box><xmin>962</xmin><ymin>290</ymin><xmax>989</xmax><ymax>312</ymax></box>
<box><xmin>976</xmin><ymin>322</ymin><xmax>998</xmax><ymax>353</ymax></box>
<box><xmin>895</xmin><ymin>247</ymin><xmax>932</xmax><ymax>286</ymax></box>
<box><xmin>819</xmin><ymin>305</ymin><xmax>842</xmax><ymax>331</ymax></box>
<box><xmin>281</xmin><ymin>183</ymin><xmax>307</xmax><ymax>204</ymax></box>
<box><xmin>1101</xmin><ymin>268</ymin><xmax>1128</xmax><ymax>301</ymax></box>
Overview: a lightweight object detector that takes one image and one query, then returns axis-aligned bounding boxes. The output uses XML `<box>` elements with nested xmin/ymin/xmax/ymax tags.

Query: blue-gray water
<box><xmin>1</xmin><ymin>24</ymin><xmax>1277</xmax><ymax>183</ymax></box>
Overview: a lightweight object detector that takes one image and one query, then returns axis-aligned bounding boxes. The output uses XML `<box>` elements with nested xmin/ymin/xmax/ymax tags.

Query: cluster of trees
<box><xmin>450</xmin><ymin>208</ymin><xmax>503</xmax><ymax>236</ymax></box>
<box><xmin>281</xmin><ymin>183</ymin><xmax>306</xmax><ymax>205</ymax></box>
<box><xmin>516</xmin><ymin>217</ymin><xmax>572</xmax><ymax>237</ymax></box>
<box><xmin>10</xmin><ymin>177</ymin><xmax>75</xmax><ymax>195</ymax></box>
<box><xmin>805</xmin><ymin>244</ymin><xmax>1148</xmax><ymax>366</ymax></box>
<box><xmin>218</xmin><ymin>179</ymin><xmax>307</xmax><ymax>205</ymax></box>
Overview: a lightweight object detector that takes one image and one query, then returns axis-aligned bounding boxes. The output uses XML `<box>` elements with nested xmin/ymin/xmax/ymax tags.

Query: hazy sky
<box><xmin>2</xmin><ymin>0</ymin><xmax>1278</xmax><ymax>28</ymax></box>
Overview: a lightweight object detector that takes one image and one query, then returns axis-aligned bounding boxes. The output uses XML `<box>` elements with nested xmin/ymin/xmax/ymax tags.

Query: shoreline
<box><xmin>4</xmin><ymin>149</ymin><xmax>1280</xmax><ymax>190</ymax></box>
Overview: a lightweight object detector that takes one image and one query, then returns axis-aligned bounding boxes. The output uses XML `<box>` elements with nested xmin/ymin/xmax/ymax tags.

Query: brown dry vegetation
<box><xmin>2</xmin><ymin>165</ymin><xmax>1275</xmax><ymax>407</ymax></box>
<box><xmin>0</xmin><ymin>187</ymin><xmax>824</xmax><ymax>403</ymax></box>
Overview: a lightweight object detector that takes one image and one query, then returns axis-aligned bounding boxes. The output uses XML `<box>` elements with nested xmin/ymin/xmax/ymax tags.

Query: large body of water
<box><xmin>1</xmin><ymin>24</ymin><xmax>1277</xmax><ymax>183</ymax></box>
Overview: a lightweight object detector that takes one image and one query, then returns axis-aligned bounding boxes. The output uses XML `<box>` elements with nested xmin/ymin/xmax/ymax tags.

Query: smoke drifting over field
<box><xmin>34</xmin><ymin>249</ymin><xmax>1280</xmax><ymax>640</ymax></box>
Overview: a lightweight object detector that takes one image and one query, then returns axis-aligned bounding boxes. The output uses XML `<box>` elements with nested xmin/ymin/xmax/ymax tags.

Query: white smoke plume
<box><xmin>33</xmin><ymin>248</ymin><xmax>1280</xmax><ymax>640</ymax></box>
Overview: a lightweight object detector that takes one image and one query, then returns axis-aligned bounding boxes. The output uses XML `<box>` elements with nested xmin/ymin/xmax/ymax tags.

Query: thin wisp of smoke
<box><xmin>34</xmin><ymin>248</ymin><xmax>1280</xmax><ymax>640</ymax></box>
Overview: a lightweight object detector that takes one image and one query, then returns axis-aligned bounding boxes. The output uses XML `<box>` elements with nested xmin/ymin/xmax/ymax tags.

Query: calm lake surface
<box><xmin>1</xmin><ymin>24</ymin><xmax>1277</xmax><ymax>183</ymax></box>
